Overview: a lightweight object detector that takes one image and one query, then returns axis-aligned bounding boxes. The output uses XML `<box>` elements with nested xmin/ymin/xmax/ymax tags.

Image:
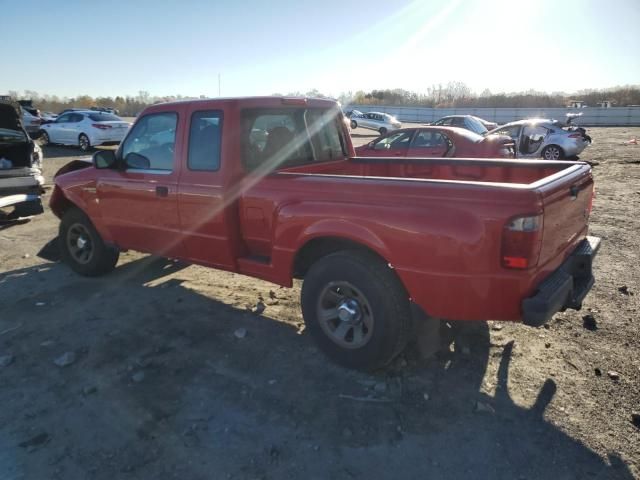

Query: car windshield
<box><xmin>88</xmin><ymin>113</ymin><xmax>121</xmax><ymax>122</ymax></box>
<box><xmin>465</xmin><ymin>116</ymin><xmax>488</xmax><ymax>135</ymax></box>
<box><xmin>0</xmin><ymin>127</ymin><xmax>27</xmax><ymax>143</ymax></box>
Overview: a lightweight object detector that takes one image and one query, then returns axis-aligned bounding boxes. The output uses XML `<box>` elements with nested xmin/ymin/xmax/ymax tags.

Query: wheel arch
<box><xmin>294</xmin><ymin>236</ymin><xmax>392</xmax><ymax>277</ymax></box>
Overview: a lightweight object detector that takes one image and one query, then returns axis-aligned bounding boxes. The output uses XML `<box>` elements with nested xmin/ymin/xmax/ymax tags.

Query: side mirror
<box><xmin>92</xmin><ymin>150</ymin><xmax>116</xmax><ymax>169</ymax></box>
<box><xmin>125</xmin><ymin>152</ymin><xmax>150</xmax><ymax>170</ymax></box>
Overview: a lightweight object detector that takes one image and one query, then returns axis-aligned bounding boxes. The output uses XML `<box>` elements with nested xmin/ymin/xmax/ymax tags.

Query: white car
<box><xmin>349</xmin><ymin>111</ymin><xmax>402</xmax><ymax>135</ymax></box>
<box><xmin>39</xmin><ymin>110</ymin><xmax>131</xmax><ymax>151</ymax></box>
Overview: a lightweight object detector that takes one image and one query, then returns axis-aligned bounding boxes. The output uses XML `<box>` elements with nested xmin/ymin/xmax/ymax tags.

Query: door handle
<box><xmin>156</xmin><ymin>186</ymin><xmax>169</xmax><ymax>197</ymax></box>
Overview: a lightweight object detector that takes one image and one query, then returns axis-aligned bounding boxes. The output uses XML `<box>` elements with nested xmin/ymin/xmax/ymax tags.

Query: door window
<box><xmin>521</xmin><ymin>125</ymin><xmax>548</xmax><ymax>154</ymax></box>
<box><xmin>120</xmin><ymin>112</ymin><xmax>178</xmax><ymax>171</ymax></box>
<box><xmin>435</xmin><ymin>117</ymin><xmax>453</xmax><ymax>126</ymax></box>
<box><xmin>187</xmin><ymin>110</ymin><xmax>222</xmax><ymax>171</ymax></box>
<box><xmin>55</xmin><ymin>113</ymin><xmax>73</xmax><ymax>123</ymax></box>
<box><xmin>412</xmin><ymin>130</ymin><xmax>449</xmax><ymax>148</ymax></box>
<box><xmin>373</xmin><ymin>131</ymin><xmax>413</xmax><ymax>150</ymax></box>
<box><xmin>241</xmin><ymin>107</ymin><xmax>345</xmax><ymax>172</ymax></box>
<box><xmin>493</xmin><ymin>125</ymin><xmax>521</xmax><ymax>140</ymax></box>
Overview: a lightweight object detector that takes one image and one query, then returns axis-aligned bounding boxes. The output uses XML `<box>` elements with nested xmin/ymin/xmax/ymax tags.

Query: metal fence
<box><xmin>346</xmin><ymin>105</ymin><xmax>640</xmax><ymax>126</ymax></box>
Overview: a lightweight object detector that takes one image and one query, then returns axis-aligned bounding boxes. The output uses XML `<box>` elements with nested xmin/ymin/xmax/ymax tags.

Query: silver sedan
<box><xmin>487</xmin><ymin>118</ymin><xmax>591</xmax><ymax>159</ymax></box>
<box><xmin>349</xmin><ymin>111</ymin><xmax>402</xmax><ymax>135</ymax></box>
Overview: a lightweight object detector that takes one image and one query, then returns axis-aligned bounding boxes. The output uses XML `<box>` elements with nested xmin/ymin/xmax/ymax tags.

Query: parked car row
<box><xmin>348</xmin><ymin>110</ymin><xmax>591</xmax><ymax>160</ymax></box>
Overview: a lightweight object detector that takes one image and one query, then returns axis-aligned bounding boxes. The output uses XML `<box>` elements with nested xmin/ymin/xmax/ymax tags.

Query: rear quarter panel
<box><xmin>244</xmin><ymin>173</ymin><xmax>545</xmax><ymax>321</ymax></box>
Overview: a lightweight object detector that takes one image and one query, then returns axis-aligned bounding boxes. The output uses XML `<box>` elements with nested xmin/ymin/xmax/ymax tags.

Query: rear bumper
<box><xmin>522</xmin><ymin>236</ymin><xmax>601</xmax><ymax>326</ymax></box>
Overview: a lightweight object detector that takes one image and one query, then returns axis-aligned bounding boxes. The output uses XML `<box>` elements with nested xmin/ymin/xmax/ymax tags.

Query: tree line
<box><xmin>342</xmin><ymin>83</ymin><xmax>640</xmax><ymax>108</ymax></box>
<box><xmin>5</xmin><ymin>84</ymin><xmax>640</xmax><ymax>116</ymax></box>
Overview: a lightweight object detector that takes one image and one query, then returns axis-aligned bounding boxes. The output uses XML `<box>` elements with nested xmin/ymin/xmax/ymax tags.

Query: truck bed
<box><xmin>240</xmin><ymin>156</ymin><xmax>594</xmax><ymax>321</ymax></box>
<box><xmin>280</xmin><ymin>156</ymin><xmax>579</xmax><ymax>186</ymax></box>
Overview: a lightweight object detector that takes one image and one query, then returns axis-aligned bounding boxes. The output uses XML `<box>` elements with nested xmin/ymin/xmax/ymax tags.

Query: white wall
<box><xmin>346</xmin><ymin>105</ymin><xmax>640</xmax><ymax>126</ymax></box>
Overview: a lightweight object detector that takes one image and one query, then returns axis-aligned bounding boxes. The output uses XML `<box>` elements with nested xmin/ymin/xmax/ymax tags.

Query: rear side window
<box><xmin>412</xmin><ymin>131</ymin><xmax>449</xmax><ymax>148</ymax></box>
<box><xmin>88</xmin><ymin>113</ymin><xmax>121</xmax><ymax>122</ymax></box>
<box><xmin>241</xmin><ymin>107</ymin><xmax>346</xmax><ymax>172</ymax></box>
<box><xmin>188</xmin><ymin>110</ymin><xmax>222</xmax><ymax>171</ymax></box>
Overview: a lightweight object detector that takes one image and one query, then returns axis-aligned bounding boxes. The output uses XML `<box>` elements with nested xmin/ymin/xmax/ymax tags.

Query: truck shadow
<box><xmin>0</xmin><ymin>255</ymin><xmax>633</xmax><ymax>479</ymax></box>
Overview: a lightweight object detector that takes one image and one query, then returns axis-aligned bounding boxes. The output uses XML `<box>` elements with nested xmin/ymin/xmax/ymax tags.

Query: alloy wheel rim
<box><xmin>316</xmin><ymin>281</ymin><xmax>374</xmax><ymax>349</ymax></box>
<box><xmin>79</xmin><ymin>136</ymin><xmax>89</xmax><ymax>150</ymax></box>
<box><xmin>67</xmin><ymin>223</ymin><xmax>94</xmax><ymax>264</ymax></box>
<box><xmin>545</xmin><ymin>147</ymin><xmax>560</xmax><ymax>159</ymax></box>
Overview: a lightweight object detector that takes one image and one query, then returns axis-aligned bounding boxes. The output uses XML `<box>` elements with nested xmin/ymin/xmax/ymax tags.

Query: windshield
<box><xmin>466</xmin><ymin>116</ymin><xmax>488</xmax><ymax>135</ymax></box>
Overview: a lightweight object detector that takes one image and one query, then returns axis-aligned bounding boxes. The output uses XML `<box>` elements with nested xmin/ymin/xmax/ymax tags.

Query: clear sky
<box><xmin>2</xmin><ymin>0</ymin><xmax>639</xmax><ymax>99</ymax></box>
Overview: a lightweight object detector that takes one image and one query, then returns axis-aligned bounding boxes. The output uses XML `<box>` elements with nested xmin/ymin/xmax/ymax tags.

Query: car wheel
<box><xmin>40</xmin><ymin>131</ymin><xmax>49</xmax><ymax>145</ymax></box>
<box><xmin>59</xmin><ymin>208</ymin><xmax>119</xmax><ymax>276</ymax></box>
<box><xmin>301</xmin><ymin>250</ymin><xmax>411</xmax><ymax>370</ymax></box>
<box><xmin>379</xmin><ymin>127</ymin><xmax>387</xmax><ymax>135</ymax></box>
<box><xmin>541</xmin><ymin>145</ymin><xmax>564</xmax><ymax>160</ymax></box>
<box><xmin>350</xmin><ymin>120</ymin><xmax>357</xmax><ymax>129</ymax></box>
<box><xmin>78</xmin><ymin>134</ymin><xmax>91</xmax><ymax>152</ymax></box>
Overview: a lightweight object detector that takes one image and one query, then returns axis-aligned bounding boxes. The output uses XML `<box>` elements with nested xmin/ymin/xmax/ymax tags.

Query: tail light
<box><xmin>568</xmin><ymin>133</ymin><xmax>582</xmax><ymax>138</ymax></box>
<box><xmin>587</xmin><ymin>187</ymin><xmax>595</xmax><ymax>214</ymax></box>
<box><xmin>501</xmin><ymin>214</ymin><xmax>543</xmax><ymax>269</ymax></box>
<box><xmin>92</xmin><ymin>123</ymin><xmax>112</xmax><ymax>130</ymax></box>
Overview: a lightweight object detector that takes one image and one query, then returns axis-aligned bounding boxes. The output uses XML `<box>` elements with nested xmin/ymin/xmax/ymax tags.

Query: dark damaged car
<box><xmin>0</xmin><ymin>100</ymin><xmax>45</xmax><ymax>219</ymax></box>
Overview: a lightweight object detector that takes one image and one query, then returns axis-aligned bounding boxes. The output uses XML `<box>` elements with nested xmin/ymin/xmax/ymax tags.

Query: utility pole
<box><xmin>218</xmin><ymin>74</ymin><xmax>221</xmax><ymax>97</ymax></box>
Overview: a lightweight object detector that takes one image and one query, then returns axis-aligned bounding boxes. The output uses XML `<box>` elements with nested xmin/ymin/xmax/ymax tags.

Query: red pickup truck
<box><xmin>50</xmin><ymin>97</ymin><xmax>600</xmax><ymax>370</ymax></box>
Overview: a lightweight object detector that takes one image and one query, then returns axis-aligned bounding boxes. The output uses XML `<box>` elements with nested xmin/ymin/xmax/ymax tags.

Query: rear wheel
<box><xmin>59</xmin><ymin>208</ymin><xmax>119</xmax><ymax>276</ymax></box>
<box><xmin>78</xmin><ymin>134</ymin><xmax>91</xmax><ymax>152</ymax></box>
<box><xmin>541</xmin><ymin>144</ymin><xmax>564</xmax><ymax>160</ymax></box>
<box><xmin>301</xmin><ymin>250</ymin><xmax>411</xmax><ymax>370</ymax></box>
<box><xmin>350</xmin><ymin>120</ymin><xmax>357</xmax><ymax>129</ymax></box>
<box><xmin>379</xmin><ymin>127</ymin><xmax>387</xmax><ymax>135</ymax></box>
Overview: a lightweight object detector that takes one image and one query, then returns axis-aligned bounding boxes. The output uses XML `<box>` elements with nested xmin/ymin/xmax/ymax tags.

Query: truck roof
<box><xmin>144</xmin><ymin>96</ymin><xmax>338</xmax><ymax>111</ymax></box>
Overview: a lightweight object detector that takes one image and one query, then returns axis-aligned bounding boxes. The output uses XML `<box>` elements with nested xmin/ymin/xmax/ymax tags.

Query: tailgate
<box><xmin>537</xmin><ymin>164</ymin><xmax>593</xmax><ymax>267</ymax></box>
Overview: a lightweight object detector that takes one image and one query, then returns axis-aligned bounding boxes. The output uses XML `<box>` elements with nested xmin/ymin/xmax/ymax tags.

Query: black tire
<box><xmin>59</xmin><ymin>208</ymin><xmax>119</xmax><ymax>276</ymax></box>
<box><xmin>541</xmin><ymin>144</ymin><xmax>564</xmax><ymax>160</ymax></box>
<box><xmin>379</xmin><ymin>127</ymin><xmax>387</xmax><ymax>135</ymax></box>
<box><xmin>78</xmin><ymin>133</ymin><xmax>91</xmax><ymax>152</ymax></box>
<box><xmin>40</xmin><ymin>131</ymin><xmax>49</xmax><ymax>145</ymax></box>
<box><xmin>301</xmin><ymin>250</ymin><xmax>411</xmax><ymax>370</ymax></box>
<box><xmin>350</xmin><ymin>120</ymin><xmax>357</xmax><ymax>129</ymax></box>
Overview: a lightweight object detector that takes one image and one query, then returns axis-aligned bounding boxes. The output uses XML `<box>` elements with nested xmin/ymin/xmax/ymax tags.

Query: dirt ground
<box><xmin>1</xmin><ymin>127</ymin><xmax>639</xmax><ymax>480</ymax></box>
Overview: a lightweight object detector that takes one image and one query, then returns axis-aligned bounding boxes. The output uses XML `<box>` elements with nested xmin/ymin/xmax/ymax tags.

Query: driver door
<box><xmin>47</xmin><ymin>113</ymin><xmax>71</xmax><ymax>143</ymax></box>
<box><xmin>409</xmin><ymin>130</ymin><xmax>450</xmax><ymax>157</ymax></box>
<box><xmin>95</xmin><ymin>108</ymin><xmax>186</xmax><ymax>257</ymax></box>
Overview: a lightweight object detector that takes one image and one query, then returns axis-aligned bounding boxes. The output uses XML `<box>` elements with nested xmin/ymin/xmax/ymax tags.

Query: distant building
<box><xmin>568</xmin><ymin>100</ymin><xmax>587</xmax><ymax>108</ymax></box>
<box><xmin>597</xmin><ymin>100</ymin><xmax>613</xmax><ymax>108</ymax></box>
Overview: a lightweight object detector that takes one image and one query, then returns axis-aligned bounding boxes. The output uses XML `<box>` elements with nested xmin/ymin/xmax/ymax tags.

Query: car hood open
<box><xmin>0</xmin><ymin>101</ymin><xmax>24</xmax><ymax>132</ymax></box>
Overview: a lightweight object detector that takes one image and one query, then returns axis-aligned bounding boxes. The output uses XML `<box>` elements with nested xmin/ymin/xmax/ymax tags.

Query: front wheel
<box><xmin>59</xmin><ymin>208</ymin><xmax>119</xmax><ymax>276</ymax></box>
<box><xmin>350</xmin><ymin>120</ymin><xmax>357</xmax><ymax>129</ymax></box>
<box><xmin>78</xmin><ymin>133</ymin><xmax>91</xmax><ymax>152</ymax></box>
<box><xmin>301</xmin><ymin>250</ymin><xmax>411</xmax><ymax>370</ymax></box>
<box><xmin>379</xmin><ymin>127</ymin><xmax>387</xmax><ymax>135</ymax></box>
<box><xmin>541</xmin><ymin>145</ymin><xmax>564</xmax><ymax>160</ymax></box>
<box><xmin>39</xmin><ymin>131</ymin><xmax>50</xmax><ymax>145</ymax></box>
